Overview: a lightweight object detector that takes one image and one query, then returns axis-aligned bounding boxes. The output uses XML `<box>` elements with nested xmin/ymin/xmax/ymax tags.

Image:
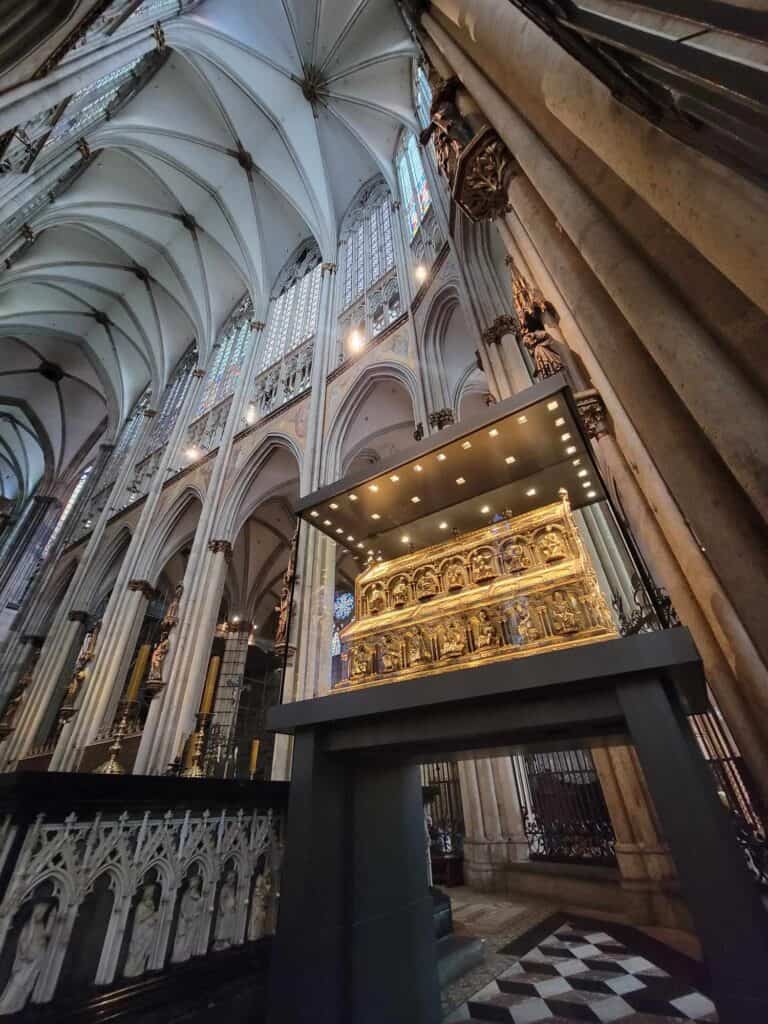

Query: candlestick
<box><xmin>249</xmin><ymin>738</ymin><xmax>260</xmax><ymax>779</ymax></box>
<box><xmin>199</xmin><ymin>655</ymin><xmax>221</xmax><ymax>715</ymax></box>
<box><xmin>124</xmin><ymin>643</ymin><xmax>151</xmax><ymax>703</ymax></box>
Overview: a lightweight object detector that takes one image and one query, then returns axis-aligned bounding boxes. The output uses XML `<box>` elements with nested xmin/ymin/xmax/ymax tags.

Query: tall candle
<box><xmin>124</xmin><ymin>644</ymin><xmax>151</xmax><ymax>702</ymax></box>
<box><xmin>249</xmin><ymin>739</ymin><xmax>260</xmax><ymax>777</ymax></box>
<box><xmin>199</xmin><ymin>655</ymin><xmax>221</xmax><ymax>715</ymax></box>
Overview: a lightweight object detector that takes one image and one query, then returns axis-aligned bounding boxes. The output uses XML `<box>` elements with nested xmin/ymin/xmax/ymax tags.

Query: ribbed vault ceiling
<box><xmin>0</xmin><ymin>0</ymin><xmax>418</xmax><ymax>502</ymax></box>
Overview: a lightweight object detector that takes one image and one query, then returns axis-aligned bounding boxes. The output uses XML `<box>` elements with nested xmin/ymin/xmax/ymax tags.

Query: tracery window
<box><xmin>337</xmin><ymin>179</ymin><xmax>400</xmax><ymax>362</ymax></box>
<box><xmin>258</xmin><ymin>244</ymin><xmax>322</xmax><ymax>374</ymax></box>
<box><xmin>101</xmin><ymin>388</ymin><xmax>151</xmax><ymax>491</ymax></box>
<box><xmin>396</xmin><ymin>127</ymin><xmax>443</xmax><ymax>274</ymax></box>
<box><xmin>415</xmin><ymin>65</ymin><xmax>432</xmax><ymax>130</ymax></box>
<box><xmin>41</xmin><ymin>465</ymin><xmax>92</xmax><ymax>560</ymax></box>
<box><xmin>397</xmin><ymin>135</ymin><xmax>431</xmax><ymax>239</ymax></box>
<box><xmin>248</xmin><ymin>243</ymin><xmax>321</xmax><ymax>419</ymax></box>
<box><xmin>197</xmin><ymin>295</ymin><xmax>253</xmax><ymax>414</ymax></box>
<box><xmin>142</xmin><ymin>346</ymin><xmax>198</xmax><ymax>456</ymax></box>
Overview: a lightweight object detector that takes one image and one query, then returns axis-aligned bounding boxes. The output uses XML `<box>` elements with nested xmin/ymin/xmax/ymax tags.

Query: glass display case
<box><xmin>293</xmin><ymin>378</ymin><xmax>661</xmax><ymax>695</ymax></box>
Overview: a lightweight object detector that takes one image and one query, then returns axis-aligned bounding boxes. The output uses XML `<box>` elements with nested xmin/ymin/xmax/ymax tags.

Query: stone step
<box><xmin>437</xmin><ymin>933</ymin><xmax>486</xmax><ymax>988</ymax></box>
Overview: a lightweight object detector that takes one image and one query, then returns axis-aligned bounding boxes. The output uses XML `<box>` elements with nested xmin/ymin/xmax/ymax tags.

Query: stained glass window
<box><xmin>197</xmin><ymin>297</ymin><xmax>253</xmax><ymax>415</ymax></box>
<box><xmin>42</xmin><ymin>466</ymin><xmax>92</xmax><ymax>559</ymax></box>
<box><xmin>257</xmin><ymin>246</ymin><xmax>322</xmax><ymax>373</ymax></box>
<box><xmin>397</xmin><ymin>134</ymin><xmax>432</xmax><ymax>239</ymax></box>
<box><xmin>143</xmin><ymin>347</ymin><xmax>197</xmax><ymax>455</ymax></box>
<box><xmin>416</xmin><ymin>66</ymin><xmax>432</xmax><ymax>130</ymax></box>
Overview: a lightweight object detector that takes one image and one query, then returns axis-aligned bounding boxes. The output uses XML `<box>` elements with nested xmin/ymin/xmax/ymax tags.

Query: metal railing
<box><xmin>512</xmin><ymin>749</ymin><xmax>617</xmax><ymax>867</ymax></box>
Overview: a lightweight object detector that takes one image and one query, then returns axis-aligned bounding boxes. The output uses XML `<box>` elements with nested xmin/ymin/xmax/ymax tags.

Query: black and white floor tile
<box><xmin>444</xmin><ymin>919</ymin><xmax>717</xmax><ymax>1023</ymax></box>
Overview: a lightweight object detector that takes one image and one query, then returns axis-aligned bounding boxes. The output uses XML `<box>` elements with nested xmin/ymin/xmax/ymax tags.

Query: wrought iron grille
<box><xmin>690</xmin><ymin>708</ymin><xmax>767</xmax><ymax>888</ymax></box>
<box><xmin>421</xmin><ymin>761</ymin><xmax>464</xmax><ymax>834</ymax></box>
<box><xmin>512</xmin><ymin>749</ymin><xmax>617</xmax><ymax>867</ymax></box>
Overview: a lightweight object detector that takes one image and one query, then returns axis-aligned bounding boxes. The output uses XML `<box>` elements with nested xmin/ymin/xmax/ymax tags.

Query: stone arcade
<box><xmin>0</xmin><ymin>2</ymin><xmax>766</xmax><ymax>1023</ymax></box>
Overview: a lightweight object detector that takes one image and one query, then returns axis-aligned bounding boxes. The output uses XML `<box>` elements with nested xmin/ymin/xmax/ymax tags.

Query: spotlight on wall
<box><xmin>349</xmin><ymin>328</ymin><xmax>365</xmax><ymax>353</ymax></box>
<box><xmin>246</xmin><ymin>402</ymin><xmax>258</xmax><ymax>425</ymax></box>
<box><xmin>232</xmin><ymin>615</ymin><xmax>240</xmax><ymax>623</ymax></box>
<box><xmin>414</xmin><ymin>264</ymin><xmax>427</xmax><ymax>284</ymax></box>
<box><xmin>185</xmin><ymin>444</ymin><xmax>201</xmax><ymax>461</ymax></box>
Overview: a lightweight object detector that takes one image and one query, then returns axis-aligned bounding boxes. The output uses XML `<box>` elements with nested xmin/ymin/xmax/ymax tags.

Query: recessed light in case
<box><xmin>456</xmin><ymin>477</ymin><xmax>466</xmax><ymax>485</ymax></box>
<box><xmin>587</xmin><ymin>490</ymin><xmax>597</xmax><ymax>498</ymax></box>
<box><xmin>310</xmin><ymin>510</ymin><xmax>319</xmax><ymax>517</ymax></box>
<box><xmin>555</xmin><ymin>417</ymin><xmax>565</xmax><ymax>427</ymax></box>
<box><xmin>411</xmin><ymin>496</ymin><xmax>421</xmax><ymax>503</ymax></box>
<box><xmin>561</xmin><ymin>433</ymin><xmax>571</xmax><ymax>442</ymax></box>
<box><xmin>414</xmin><ymin>464</ymin><xmax>423</xmax><ymax>473</ymax></box>
<box><xmin>347</xmin><ymin>535</ymin><xmax>354</xmax><ymax>542</ymax></box>
<box><xmin>480</xmin><ymin>505</ymin><xmax>490</xmax><ymax>514</ymax></box>
<box><xmin>572</xmin><ymin>458</ymin><xmax>581</xmax><ymax>467</ymax></box>
<box><xmin>349</xmin><ymin>494</ymin><xmax>358</xmax><ymax>501</ymax></box>
<box><xmin>439</xmin><ymin>522</ymin><xmax>448</xmax><ymax>530</ymax></box>
<box><xmin>357</xmin><ymin>542</ymin><xmax>364</xmax><ymax>549</ymax></box>
<box><xmin>582</xmin><ymin>481</ymin><xmax>592</xmax><ymax>489</ymax></box>
<box><xmin>390</xmin><ymin>474</ymin><xmax>400</xmax><ymax>483</ymax></box>
<box><xmin>547</xmin><ymin>401</ymin><xmax>559</xmax><ymax>411</ymax></box>
<box><xmin>371</xmin><ymin>513</ymin><xmax>380</xmax><ymax>520</ymax></box>
<box><xmin>566</xmin><ymin>446</ymin><xmax>577</xmax><ymax>455</ymax></box>
<box><xmin>462</xmin><ymin>441</ymin><xmax>472</xmax><ymax>450</ymax></box>
<box><xmin>526</xmin><ymin>488</ymin><xmax>537</xmax><ymax>497</ymax></box>
<box><xmin>577</xmin><ymin>469</ymin><xmax>587</xmax><ymax>478</ymax></box>
<box><xmin>335</xmin><ymin>528</ymin><xmax>343</xmax><ymax>534</ymax></box>
<box><xmin>323</xmin><ymin>519</ymin><xmax>331</xmax><ymax>526</ymax></box>
<box><xmin>368</xmin><ymin>484</ymin><xmax>379</xmax><ymax>493</ymax></box>
<box><xmin>437</xmin><ymin>453</ymin><xmax>447</xmax><ymax>461</ymax></box>
<box><xmin>488</xmin><ymin>428</ymin><xmax>499</xmax><ymax>438</ymax></box>
<box><xmin>329</xmin><ymin>502</ymin><xmax>339</xmax><ymax>509</ymax></box>
<box><xmin>505</xmin><ymin>455</ymin><xmax>516</xmax><ymax>465</ymax></box>
<box><xmin>518</xmin><ymin>415</ymin><xmax>528</xmax><ymax>424</ymax></box>
<box><xmin>401</xmin><ymin>535</ymin><xmax>410</xmax><ymax>544</ymax></box>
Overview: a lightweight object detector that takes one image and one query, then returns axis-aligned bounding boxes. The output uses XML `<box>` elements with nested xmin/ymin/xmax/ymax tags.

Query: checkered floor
<box><xmin>444</xmin><ymin>921</ymin><xmax>717</xmax><ymax>1023</ymax></box>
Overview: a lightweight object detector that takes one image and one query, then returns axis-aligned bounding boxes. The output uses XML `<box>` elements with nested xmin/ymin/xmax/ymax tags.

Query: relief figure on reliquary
<box><xmin>379</xmin><ymin>634</ymin><xmax>402</xmax><ymax>673</ymax></box>
<box><xmin>444</xmin><ymin>559</ymin><xmax>466</xmax><ymax>591</ymax></box>
<box><xmin>512</xmin><ymin>598</ymin><xmax>540</xmax><ymax>644</ymax></box>
<box><xmin>367</xmin><ymin>583</ymin><xmax>387</xmax><ymax>615</ymax></box>
<box><xmin>536</xmin><ymin>525</ymin><xmax>568</xmax><ymax>563</ymax></box>
<box><xmin>391</xmin><ymin>576</ymin><xmax>410</xmax><ymax>608</ymax></box>
<box><xmin>550</xmin><ymin>589</ymin><xmax>580</xmax><ymax>634</ymax></box>
<box><xmin>502</xmin><ymin>537</ymin><xmax>532</xmax><ymax>574</ymax></box>
<box><xmin>440</xmin><ymin>619</ymin><xmax>467</xmax><ymax>658</ymax></box>
<box><xmin>471</xmin><ymin>547</ymin><xmax>497</xmax><ymax>582</ymax></box>
<box><xmin>415</xmin><ymin>566</ymin><xmax>440</xmax><ymax>601</ymax></box>
<box><xmin>350</xmin><ymin>643</ymin><xmax>371</xmax><ymax>679</ymax></box>
<box><xmin>405</xmin><ymin>628</ymin><xmax>431</xmax><ymax>665</ymax></box>
<box><xmin>474</xmin><ymin>610</ymin><xmax>500</xmax><ymax>649</ymax></box>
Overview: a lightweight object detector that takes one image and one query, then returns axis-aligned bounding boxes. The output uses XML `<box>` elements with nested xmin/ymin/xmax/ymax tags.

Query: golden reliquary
<box><xmin>338</xmin><ymin>490</ymin><xmax>616</xmax><ymax>689</ymax></box>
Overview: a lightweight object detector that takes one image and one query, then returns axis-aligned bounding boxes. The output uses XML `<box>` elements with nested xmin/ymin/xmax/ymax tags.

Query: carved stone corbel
<box><xmin>67</xmin><ymin>610</ymin><xmax>88</xmax><ymax>623</ymax></box>
<box><xmin>453</xmin><ymin>126</ymin><xmax>516</xmax><ymax>223</ymax></box>
<box><xmin>575</xmin><ymin>389</ymin><xmax>610</xmax><ymax>440</ymax></box>
<box><xmin>481</xmin><ymin>314</ymin><xmax>518</xmax><ymax>347</ymax></box>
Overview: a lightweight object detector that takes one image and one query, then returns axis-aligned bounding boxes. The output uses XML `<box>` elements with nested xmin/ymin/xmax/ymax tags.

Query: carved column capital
<box><xmin>67</xmin><ymin>610</ymin><xmax>89</xmax><ymax>623</ymax></box>
<box><xmin>250</xmin><ymin>320</ymin><xmax>266</xmax><ymax>331</ymax></box>
<box><xmin>142</xmin><ymin>407</ymin><xmax>158</xmax><ymax>419</ymax></box>
<box><xmin>20</xmin><ymin>634</ymin><xmax>45</xmax><ymax>648</ymax></box>
<box><xmin>321</xmin><ymin>262</ymin><xmax>337</xmax><ymax>275</ymax></box>
<box><xmin>428</xmin><ymin>408</ymin><xmax>455</xmax><ymax>430</ymax></box>
<box><xmin>208</xmin><ymin>539</ymin><xmax>233</xmax><ymax>563</ymax></box>
<box><xmin>127</xmin><ymin>579</ymin><xmax>158</xmax><ymax>600</ymax></box>
<box><xmin>481</xmin><ymin>314</ymin><xmax>517</xmax><ymax>347</ymax></box>
<box><xmin>192</xmin><ymin>368</ymin><xmax>205</xmax><ymax>379</ymax></box>
<box><xmin>575</xmin><ymin>389</ymin><xmax>610</xmax><ymax>440</ymax></box>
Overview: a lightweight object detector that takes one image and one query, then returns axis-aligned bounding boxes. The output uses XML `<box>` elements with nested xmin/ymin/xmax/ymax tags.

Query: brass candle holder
<box><xmin>181</xmin><ymin>713</ymin><xmax>211</xmax><ymax>779</ymax></box>
<box><xmin>92</xmin><ymin>700</ymin><xmax>138</xmax><ymax>775</ymax></box>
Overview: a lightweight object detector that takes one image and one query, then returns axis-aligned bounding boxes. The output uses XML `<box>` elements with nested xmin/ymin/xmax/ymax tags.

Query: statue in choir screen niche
<box><xmin>0</xmin><ymin>901</ymin><xmax>55</xmax><ymax>1014</ymax></box>
<box><xmin>124</xmin><ymin>884</ymin><xmax>159</xmax><ymax>978</ymax></box>
<box><xmin>171</xmin><ymin>873</ymin><xmax>204</xmax><ymax>964</ymax></box>
<box><xmin>213</xmin><ymin>870</ymin><xmax>238</xmax><ymax>951</ymax></box>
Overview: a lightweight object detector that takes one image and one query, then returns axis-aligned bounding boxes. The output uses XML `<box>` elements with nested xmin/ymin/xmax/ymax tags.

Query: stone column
<box><xmin>2</xmin><ymin>407</ymin><xmax>157</xmax><ymax>766</ymax></box>
<box><xmin>135</xmin><ymin>322</ymin><xmax>274</xmax><ymax>775</ymax></box>
<box><xmin>422</xmin><ymin>11</ymin><xmax>768</xmax><ymax>528</ymax></box>
<box><xmin>272</xmin><ymin>264</ymin><xmax>343</xmax><ymax>780</ymax></box>
<box><xmin>49</xmin><ymin>368</ymin><xmax>205</xmax><ymax>769</ymax></box>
